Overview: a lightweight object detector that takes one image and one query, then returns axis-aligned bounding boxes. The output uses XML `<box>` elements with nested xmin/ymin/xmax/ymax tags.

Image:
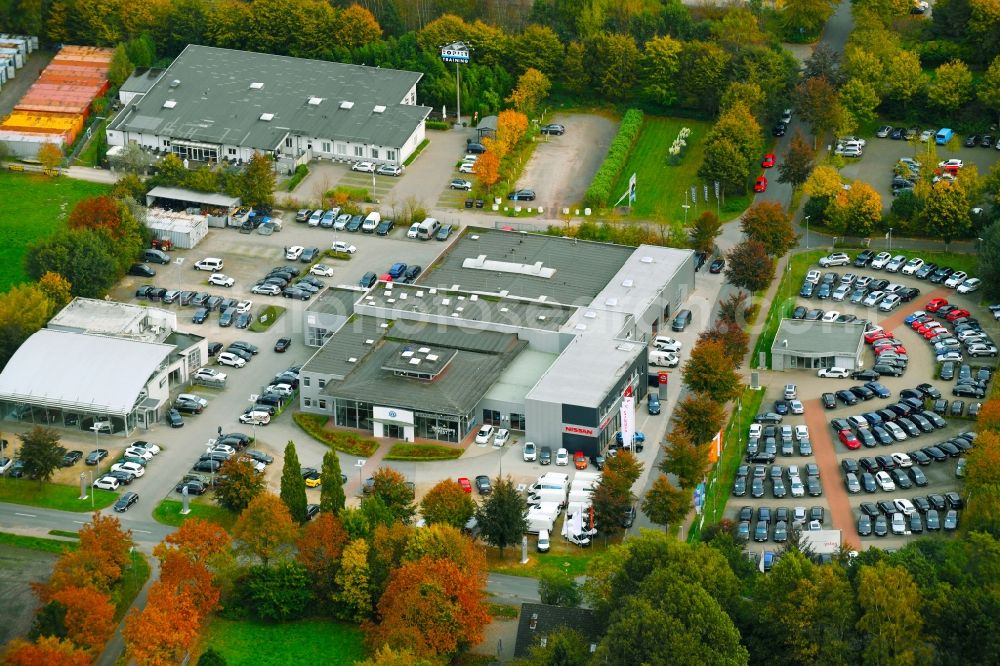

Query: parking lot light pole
<box><xmin>682</xmin><ymin>204</ymin><xmax>690</xmax><ymax>226</ymax></box>
<box><xmin>804</xmin><ymin>215</ymin><xmax>810</xmax><ymax>249</ymax></box>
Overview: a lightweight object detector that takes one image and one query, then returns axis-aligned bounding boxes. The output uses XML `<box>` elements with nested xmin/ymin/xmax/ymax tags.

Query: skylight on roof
<box><xmin>339</xmin><ymin>100</ymin><xmax>354</xmax><ymax>109</ymax></box>
<box><xmin>308</xmin><ymin>96</ymin><xmax>323</xmax><ymax>105</ymax></box>
<box><xmin>162</xmin><ymin>100</ymin><xmax>176</xmax><ymax>109</ymax></box>
<box><xmin>373</xmin><ymin>105</ymin><xmax>386</xmax><ymax>113</ymax></box>
<box><xmin>259</xmin><ymin>113</ymin><xmax>274</xmax><ymax>121</ymax></box>
<box><xmin>249</xmin><ymin>82</ymin><xmax>264</xmax><ymax>90</ymax></box>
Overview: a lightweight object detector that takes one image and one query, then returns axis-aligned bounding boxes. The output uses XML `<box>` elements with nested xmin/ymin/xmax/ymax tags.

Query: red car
<box><xmin>916</xmin><ymin>321</ymin><xmax>941</xmax><ymax>335</ymax></box>
<box><xmin>839</xmin><ymin>429</ymin><xmax>861</xmax><ymax>450</ymax></box>
<box><xmin>925</xmin><ymin>298</ymin><xmax>948</xmax><ymax>312</ymax></box>
<box><xmin>864</xmin><ymin>328</ymin><xmax>887</xmax><ymax>343</ymax></box>
<box><xmin>761</xmin><ymin>153</ymin><xmax>776</xmax><ymax>168</ymax></box>
<box><xmin>754</xmin><ymin>175</ymin><xmax>768</xmax><ymax>192</ymax></box>
<box><xmin>946</xmin><ymin>308</ymin><xmax>970</xmax><ymax>322</ymax></box>
<box><xmin>923</xmin><ymin>327</ymin><xmax>946</xmax><ymax>340</ymax></box>
<box><xmin>574</xmin><ymin>451</ymin><xmax>587</xmax><ymax>469</ymax></box>
<box><xmin>457</xmin><ymin>477</ymin><xmax>472</xmax><ymax>493</ymax></box>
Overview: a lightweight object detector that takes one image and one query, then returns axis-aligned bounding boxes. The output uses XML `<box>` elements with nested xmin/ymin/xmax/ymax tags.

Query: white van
<box><xmin>193</xmin><ymin>257</ymin><xmax>224</xmax><ymax>271</ymax></box>
<box><xmin>239</xmin><ymin>410</ymin><xmax>271</xmax><ymax>425</ymax></box>
<box><xmin>417</xmin><ymin>217</ymin><xmax>441</xmax><ymax>240</ymax></box>
<box><xmin>648</xmin><ymin>350</ymin><xmax>678</xmax><ymax>367</ymax></box>
<box><xmin>536</xmin><ymin>529</ymin><xmax>550</xmax><ymax>552</ymax></box>
<box><xmin>361</xmin><ymin>211</ymin><xmax>381</xmax><ymax>233</ymax></box>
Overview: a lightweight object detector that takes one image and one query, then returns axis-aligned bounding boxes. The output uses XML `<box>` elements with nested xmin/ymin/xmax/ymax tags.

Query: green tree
<box><xmin>245</xmin><ymin>561</ymin><xmax>312</xmax><ymax>621</ymax></box>
<box><xmin>108</xmin><ymin>43</ymin><xmax>133</xmax><ymax>88</ymax></box>
<box><xmin>513</xmin><ymin>626</ymin><xmax>591</xmax><ymax>666</ymax></box>
<box><xmin>927</xmin><ymin>59</ymin><xmax>974</xmax><ymax>114</ymax></box>
<box><xmin>588</xmin><ymin>32</ymin><xmax>639</xmax><ymax>100</ymax></box>
<box><xmin>640</xmin><ymin>34</ymin><xmax>683</xmax><ymax>106</ymax></box>
<box><xmin>16</xmin><ymin>426</ymin><xmax>63</xmax><ymax>483</ymax></box>
<box><xmin>782</xmin><ymin>0</ymin><xmax>838</xmax><ymax>36</ymax></box>
<box><xmin>741</xmin><ymin>202</ymin><xmax>798</xmax><ymax>257</ymax></box>
<box><xmin>369</xmin><ymin>467</ymin><xmax>415</xmax><ymax>524</ymax></box>
<box><xmin>334</xmin><ymin>538</ymin><xmax>371</xmax><ymax>621</ymax></box>
<box><xmin>280</xmin><ymin>441</ymin><xmax>307</xmax><ymax>523</ymax></box>
<box><xmin>591</xmin><ymin>463</ymin><xmax>638</xmax><ymax>539</ymax></box>
<box><xmin>233</xmin><ymin>492</ymin><xmax>297</xmax><ymax>567</ymax></box>
<box><xmin>538</xmin><ymin>569</ymin><xmax>582</xmax><ymax>607</ymax></box>
<box><xmin>475</xmin><ymin>476</ymin><xmax>527</xmax><ymax>559</ymax></box>
<box><xmin>796</xmin><ymin>76</ymin><xmax>843</xmax><ymax>143</ymax></box>
<box><xmin>698</xmin><ymin>137</ymin><xmax>752</xmax><ymax>192</ymax></box>
<box><xmin>661</xmin><ymin>428</ymin><xmax>711</xmax><ymax>489</ymax></box>
<box><xmin>214</xmin><ymin>457</ymin><xmax>265</xmax><ymax>513</ymax></box>
<box><xmin>857</xmin><ymin>562</ymin><xmax>931</xmax><ymax>665</ymax></box>
<box><xmin>980</xmin><ymin>56</ymin><xmax>1000</xmax><ymax>126</ymax></box>
<box><xmin>319</xmin><ymin>450</ymin><xmax>346</xmax><ymax>514</ymax></box>
<box><xmin>196</xmin><ymin>648</ymin><xmax>227</xmax><ymax>666</ymax></box>
<box><xmin>641</xmin><ymin>474</ymin><xmax>691</xmax><ymax>531</ymax></box>
<box><xmin>560</xmin><ymin>41</ymin><xmax>589</xmax><ymax>96</ymax></box>
<box><xmin>825</xmin><ymin>181</ymin><xmax>883</xmax><ymax>237</ymax></box>
<box><xmin>419</xmin><ymin>479</ymin><xmax>476</xmax><ymax>529</ymax></box>
<box><xmin>510</xmin><ymin>25</ymin><xmax>563</xmax><ymax>76</ymax></box>
<box><xmin>840</xmin><ymin>77</ymin><xmax>880</xmax><ymax>129</ymax></box>
<box><xmin>672</xmin><ymin>394</ymin><xmax>726</xmax><ymax>446</ymax></box>
<box><xmin>883</xmin><ymin>49</ymin><xmax>924</xmax><ymax>108</ymax></box>
<box><xmin>0</xmin><ymin>283</ymin><xmax>55</xmax><ymax>369</ymax></box>
<box><xmin>978</xmin><ymin>221</ymin><xmax>1000</xmax><ymax>300</ymax></box>
<box><xmin>675</xmin><ymin>40</ymin><xmax>731</xmax><ymax>112</ymax></box>
<box><xmin>923</xmin><ymin>180</ymin><xmax>973</xmax><ymax>246</ymax></box>
<box><xmin>238</xmin><ymin>151</ymin><xmax>276</xmax><ymax>209</ymax></box>
<box><xmin>724</xmin><ymin>239</ymin><xmax>775</xmax><ymax>293</ymax></box>
<box><xmin>688</xmin><ymin>210</ymin><xmax>723</xmax><ymax>254</ymax></box>
<box><xmin>25</xmin><ymin>229</ymin><xmax>120</xmax><ymax>299</ymax></box>
<box><xmin>720</xmin><ymin>81</ymin><xmax>765</xmax><ymax>116</ymax></box>
<box><xmin>778</xmin><ymin>130</ymin><xmax>816</xmax><ymax>188</ymax></box>
<box><xmin>682</xmin><ymin>339</ymin><xmax>743</xmax><ymax>403</ymax></box>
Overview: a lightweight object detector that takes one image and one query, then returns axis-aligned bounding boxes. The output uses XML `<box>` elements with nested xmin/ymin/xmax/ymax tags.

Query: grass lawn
<box><xmin>0</xmin><ymin>531</ymin><xmax>79</xmax><ymax>553</ymax></box>
<box><xmin>487</xmin><ymin>515</ymin><xmax>620</xmax><ymax>579</ymax></box>
<box><xmin>910</xmin><ymin>250</ymin><xmax>978</xmax><ymax>278</ymax></box>
<box><xmin>195</xmin><ymin>618</ymin><xmax>366</xmax><ymax>665</ymax></box>
<box><xmin>609</xmin><ymin>116</ymin><xmax>750</xmax><ymax>223</ymax></box>
<box><xmin>0</xmin><ymin>171</ymin><xmax>111</xmax><ymax>291</ymax></box>
<box><xmin>750</xmin><ymin>249</ymin><xmax>828</xmax><ymax>369</ymax></box>
<box><xmin>152</xmin><ymin>499</ymin><xmax>237</xmax><ymax>530</ymax></box>
<box><xmin>248</xmin><ymin>304</ymin><xmax>285</xmax><ymax>332</ymax></box>
<box><xmin>688</xmin><ymin>387</ymin><xmax>766</xmax><ymax>543</ymax></box>
<box><xmin>0</xmin><ymin>478</ymin><xmax>117</xmax><ymax>511</ymax></box>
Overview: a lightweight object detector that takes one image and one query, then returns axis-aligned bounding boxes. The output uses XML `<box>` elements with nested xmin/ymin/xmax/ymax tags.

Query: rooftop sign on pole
<box><xmin>440</xmin><ymin>42</ymin><xmax>470</xmax><ymax>64</ymax></box>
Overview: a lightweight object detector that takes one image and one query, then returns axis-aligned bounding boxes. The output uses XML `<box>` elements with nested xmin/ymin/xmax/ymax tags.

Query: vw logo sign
<box><xmin>388</xmin><ymin>410</ymin><xmax>397</xmax><ymax>418</ymax></box>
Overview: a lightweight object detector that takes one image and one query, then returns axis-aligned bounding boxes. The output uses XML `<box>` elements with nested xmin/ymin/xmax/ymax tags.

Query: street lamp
<box><xmin>681</xmin><ymin>204</ymin><xmax>691</xmax><ymax>226</ymax></box>
<box><xmin>887</xmin><ymin>227</ymin><xmax>893</xmax><ymax>252</ymax></box>
<box><xmin>804</xmin><ymin>215</ymin><xmax>810</xmax><ymax>249</ymax></box>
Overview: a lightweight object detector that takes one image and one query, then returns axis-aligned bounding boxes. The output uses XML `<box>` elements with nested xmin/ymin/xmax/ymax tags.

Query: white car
<box><xmin>899</xmin><ymin>157</ymin><xmax>921</xmax><ymax>169</ymax></box>
<box><xmin>333</xmin><ymin>213</ymin><xmax>351</xmax><ymax>230</ymax></box>
<box><xmin>195</xmin><ymin>367</ymin><xmax>226</xmax><ymax>381</ymax></box>
<box><xmin>834</xmin><ymin>145</ymin><xmax>863</xmax><ymax>157</ymax></box>
<box><xmin>938</xmin><ymin>159</ymin><xmax>964</xmax><ymax>170</ymax></box>
<box><xmin>652</xmin><ymin>336</ymin><xmax>682</xmax><ymax>352</ymax></box>
<box><xmin>781</xmin><ymin>108</ymin><xmax>792</xmax><ymax>123</ymax></box>
<box><xmin>838</xmin><ymin>135</ymin><xmax>867</xmax><ymax>147</ymax></box>
<box><xmin>458</xmin><ymin>163</ymin><xmax>475</xmax><ymax>174</ymax></box>
<box><xmin>967</xmin><ymin>343</ymin><xmax>998</xmax><ymax>357</ymax></box>
<box><xmin>893</xmin><ymin>498</ymin><xmax>916</xmax><ymax>516</ymax></box>
<box><xmin>648</xmin><ymin>351</ymin><xmax>679</xmax><ymax>367</ymax></box>
<box><xmin>818</xmin><ymin>252</ymin><xmax>850</xmax><ymax>267</ymax></box>
<box><xmin>789</xmin><ymin>400</ymin><xmax>804</xmax><ymax>415</ymax></box>
<box><xmin>331</xmin><ymin>241</ymin><xmax>357</xmax><ymax>254</ymax></box>
<box><xmin>555</xmin><ymin>448</ymin><xmax>569</xmax><ymax>466</ymax></box>
<box><xmin>817</xmin><ymin>367</ymin><xmax>849</xmax><ymax>378</ymax></box>
<box><xmin>821</xmin><ymin>310</ymin><xmax>841</xmax><ymax>323</ymax></box>
<box><xmin>870</xmin><ymin>252</ymin><xmax>892</xmax><ymax>269</ymax></box>
<box><xmin>217</xmin><ymin>352</ymin><xmax>246</xmax><ymax>368</ymax></box>
<box><xmin>208</xmin><ymin>273</ymin><xmax>235</xmax><ymax>287</ymax></box>
<box><xmin>124</xmin><ymin>447</ymin><xmax>154</xmax><ymax>461</ymax></box>
<box><xmin>935</xmin><ymin>350</ymin><xmax>963</xmax><ymax>363</ymax></box>
<box><xmin>352</xmin><ymin>161</ymin><xmax>376</xmax><ymax>172</ymax></box>
<box><xmin>251</xmin><ymin>283</ymin><xmax>281</xmax><ymax>296</ymax></box>
<box><xmin>523</xmin><ymin>442</ymin><xmax>537</xmax><ymax>461</ymax></box>
<box><xmin>285</xmin><ymin>246</ymin><xmax>304</xmax><ymax>260</ymax></box>
<box><xmin>112</xmin><ymin>462</ymin><xmax>145</xmax><ymax>478</ymax></box>
<box><xmin>749</xmin><ymin>424</ymin><xmax>763</xmax><ymax>439</ymax></box>
<box><xmin>236</xmin><ymin>300</ymin><xmax>253</xmax><ymax>313</ymax></box>
<box><xmin>93</xmin><ymin>476</ymin><xmax>120</xmax><ymax>491</ymax></box>
<box><xmin>879</xmin><ymin>294</ymin><xmax>902</xmax><ymax>312</ymax></box>
<box><xmin>875</xmin><ymin>470</ymin><xmax>895</xmax><ymax>492</ymax></box>
<box><xmin>944</xmin><ymin>271</ymin><xmax>968</xmax><ymax>288</ymax></box>
<box><xmin>239</xmin><ymin>411</ymin><xmax>270</xmax><ymax>425</ymax></box>
<box><xmin>407</xmin><ymin>223</ymin><xmax>421</xmax><ymax>238</ymax></box>
<box><xmin>474</xmin><ymin>425</ymin><xmax>495</xmax><ymax>445</ymax></box>
<box><xmin>193</xmin><ymin>257</ymin><xmax>224</xmax><ymax>271</ymax></box>
<box><xmin>212</xmin><ymin>444</ymin><xmax>237</xmax><ymax>456</ymax></box>
<box><xmin>831</xmin><ymin>284</ymin><xmax>851</xmax><ymax>301</ymax></box>
<box><xmin>900</xmin><ymin>258</ymin><xmax>924</xmax><ymax>275</ymax></box>
<box><xmin>884</xmin><ymin>255</ymin><xmax>907</xmax><ymax>272</ymax></box>
<box><xmin>493</xmin><ymin>428</ymin><xmax>511</xmax><ymax>448</ymax></box>
<box><xmin>130</xmin><ymin>441</ymin><xmax>160</xmax><ymax>455</ymax></box>
<box><xmin>794</xmin><ymin>425</ymin><xmax>809</xmax><ymax>441</ymax></box>
<box><xmin>863</xmin><ymin>291</ymin><xmax>885</xmax><ymax>307</ymax></box>
<box><xmin>805</xmin><ymin>269</ymin><xmax>821</xmax><ymax>284</ymax></box>
<box><xmin>310</xmin><ymin>264</ymin><xmax>335</xmax><ymax>277</ymax></box>
<box><xmin>790</xmin><ymin>478</ymin><xmax>805</xmax><ymax>497</ymax></box>
<box><xmin>957</xmin><ymin>277</ymin><xmax>981</xmax><ymax>294</ymax></box>
<box><xmin>884</xmin><ymin>422</ymin><xmax>907</xmax><ymax>441</ymax></box>
<box><xmin>891</xmin><ymin>452</ymin><xmax>913</xmax><ymax>468</ymax></box>
<box><xmin>266</xmin><ymin>383</ymin><xmax>294</xmax><ymax>397</ymax></box>
<box><xmin>919</xmin><ymin>129</ymin><xmax>935</xmax><ymax>143</ymax></box>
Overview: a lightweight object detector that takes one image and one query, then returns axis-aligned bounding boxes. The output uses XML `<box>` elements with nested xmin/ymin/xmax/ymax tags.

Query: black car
<box><xmin>403</xmin><ymin>265</ymin><xmax>422</xmax><ymax>283</ymax></box>
<box><xmin>539</xmin><ymin>446</ymin><xmax>552</xmax><ymax>465</ymax></box>
<box><xmin>175</xmin><ymin>479</ymin><xmax>208</xmax><ymax>495</ymax></box>
<box><xmin>929</xmin><ymin>267</ymin><xmax>954</xmax><ymax>284</ymax></box>
<box><xmin>836</xmin><ymin>390</ymin><xmax>859</xmax><ymax>406</ymax></box>
<box><xmin>854</xmin><ymin>250</ymin><xmax>875</xmax><ymax>267</ymax></box>
<box><xmin>858</xmin><ymin>514</ymin><xmax>873</xmax><ymax>536</ymax></box>
<box><xmin>61</xmin><ymin>450</ymin><xmax>83</xmax><ymax>467</ymax></box>
<box><xmin>174</xmin><ymin>398</ymin><xmax>204</xmax><ymax>414</ymax></box>
<box><xmin>709</xmin><ymin>258</ymin><xmax>725</xmax><ymax>273</ymax></box>
<box><xmin>507</xmin><ymin>189</ymin><xmax>536</xmax><ymax>201</ymax></box>
<box><xmin>114</xmin><ymin>492</ymin><xmax>139</xmax><ymax>512</ymax></box>
<box><xmin>346</xmin><ymin>215</ymin><xmax>364</xmax><ymax>232</ymax></box>
<box><xmin>475</xmin><ymin>475</ymin><xmax>492</xmax><ymax>495</ymax></box>
<box><xmin>821</xmin><ymin>392</ymin><xmax>836</xmax><ymax>409</ymax></box>
<box><xmin>85</xmin><ymin>448</ymin><xmax>109</xmax><ymax>465</ymax></box>
<box><xmin>305</xmin><ymin>504</ymin><xmax>320</xmax><ymax>521</ymax></box>
<box><xmin>359</xmin><ymin>271</ymin><xmax>377</xmax><ymax>288</ymax></box>
<box><xmin>129</xmin><ymin>263</ymin><xmax>156</xmax><ymax>277</ymax></box>
<box><xmin>772</xmin><ymin>122</ymin><xmax>787</xmax><ymax>136</ymax></box>
<box><xmin>167</xmin><ymin>408</ymin><xmax>184</xmax><ymax>428</ymax></box>
<box><xmin>923</xmin><ymin>446</ymin><xmax>947</xmax><ymax>462</ymax></box>
<box><xmin>540</xmin><ymin>123</ymin><xmax>565</xmax><ymax>135</ymax></box>
<box><xmin>915</xmin><ymin>262</ymin><xmax>937</xmax><ymax>280</ymax></box>
<box><xmin>274</xmin><ymin>337</ymin><xmax>291</xmax><ymax>353</ymax></box>
<box><xmin>926</xmin><ymin>509</ymin><xmax>941</xmax><ymax>531</ymax></box>
<box><xmin>375</xmin><ymin>219</ymin><xmax>395</xmax><ymax>236</ymax></box>
<box><xmin>860</xmin><ymin>501</ymin><xmax>881</xmax><ymax>517</ymax></box>
<box><xmin>873</xmin><ymin>514</ymin><xmax>888</xmax><ymax>536</ymax></box>
<box><xmin>106</xmin><ymin>470</ymin><xmax>135</xmax><ymax>485</ymax></box>
<box><xmin>192</xmin><ymin>460</ymin><xmax>221</xmax><ymax>473</ymax></box>
<box><xmin>982</xmin><ymin>135</ymin><xmax>995</xmax><ymax>148</ymax></box>
<box><xmin>800</xmin><ymin>282</ymin><xmax>815</xmax><ymax>298</ymax></box>
<box><xmin>851</xmin><ymin>370</ymin><xmax>880</xmax><ymax>381</ymax></box>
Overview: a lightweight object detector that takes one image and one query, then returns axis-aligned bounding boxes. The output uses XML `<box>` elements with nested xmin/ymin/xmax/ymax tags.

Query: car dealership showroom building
<box><xmin>299</xmin><ymin>228</ymin><xmax>696</xmax><ymax>457</ymax></box>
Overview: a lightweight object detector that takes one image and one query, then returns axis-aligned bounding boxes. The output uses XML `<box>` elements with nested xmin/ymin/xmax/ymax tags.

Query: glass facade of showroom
<box><xmin>333</xmin><ymin>398</ymin><xmax>470</xmax><ymax>444</ymax></box>
<box><xmin>0</xmin><ymin>399</ymin><xmax>138</xmax><ymax>435</ymax></box>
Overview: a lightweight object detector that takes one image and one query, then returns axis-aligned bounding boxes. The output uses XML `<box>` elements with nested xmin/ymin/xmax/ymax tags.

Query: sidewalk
<box><xmin>96</xmin><ymin>552</ymin><xmax>160</xmax><ymax>666</ymax></box>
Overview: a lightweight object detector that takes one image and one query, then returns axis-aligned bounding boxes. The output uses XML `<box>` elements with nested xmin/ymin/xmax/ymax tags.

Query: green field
<box><xmin>152</xmin><ymin>499</ymin><xmax>237</xmax><ymax>530</ymax></box>
<box><xmin>0</xmin><ymin>171</ymin><xmax>111</xmax><ymax>291</ymax></box>
<box><xmin>0</xmin><ymin>531</ymin><xmax>79</xmax><ymax>553</ymax></box>
<box><xmin>0</xmin><ymin>478</ymin><xmax>118</xmax><ymax>511</ymax></box>
<box><xmin>196</xmin><ymin>618</ymin><xmax>366</xmax><ymax>665</ymax></box>
<box><xmin>751</xmin><ymin>250</ymin><xmax>827</xmax><ymax>368</ymax></box>
<box><xmin>609</xmin><ymin>116</ymin><xmax>750</xmax><ymax>223</ymax></box>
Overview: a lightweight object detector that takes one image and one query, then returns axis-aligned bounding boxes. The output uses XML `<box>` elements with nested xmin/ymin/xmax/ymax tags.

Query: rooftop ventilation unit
<box><xmin>373</xmin><ymin>105</ymin><xmax>386</xmax><ymax>113</ymax></box>
<box><xmin>426</xmin><ymin>354</ymin><xmax>439</xmax><ymax>362</ymax></box>
<box><xmin>339</xmin><ymin>100</ymin><xmax>354</xmax><ymax>109</ymax></box>
<box><xmin>162</xmin><ymin>100</ymin><xmax>176</xmax><ymax>109</ymax></box>
<box><xmin>409</xmin><ymin>358</ymin><xmax>421</xmax><ymax>365</ymax></box>
<box><xmin>347</xmin><ymin>357</ymin><xmax>357</xmax><ymax>363</ymax></box>
<box><xmin>259</xmin><ymin>113</ymin><xmax>274</xmax><ymax>121</ymax></box>
<box><xmin>249</xmin><ymin>82</ymin><xmax>263</xmax><ymax>90</ymax></box>
<box><xmin>308</xmin><ymin>96</ymin><xmax>323</xmax><ymax>105</ymax></box>
<box><xmin>641</xmin><ymin>256</ymin><xmax>654</xmax><ymax>263</ymax></box>
<box><xmin>401</xmin><ymin>350</ymin><xmax>413</xmax><ymax>357</ymax></box>
<box><xmin>621</xmin><ymin>278</ymin><xmax>634</xmax><ymax>288</ymax></box>
<box><xmin>605</xmin><ymin>297</ymin><xmax>618</xmax><ymax>307</ymax></box>
<box><xmin>364</xmin><ymin>339</ymin><xmax>374</xmax><ymax>345</ymax></box>
<box><xmin>418</xmin><ymin>347</ymin><xmax>431</xmax><ymax>354</ymax></box>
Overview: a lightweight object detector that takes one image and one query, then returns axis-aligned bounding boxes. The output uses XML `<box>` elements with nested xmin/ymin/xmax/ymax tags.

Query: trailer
<box><xmin>528</xmin><ymin>487</ymin><xmax>566</xmax><ymax>506</ymax></box>
<box><xmin>526</xmin><ymin>502</ymin><xmax>561</xmax><ymax>534</ymax></box>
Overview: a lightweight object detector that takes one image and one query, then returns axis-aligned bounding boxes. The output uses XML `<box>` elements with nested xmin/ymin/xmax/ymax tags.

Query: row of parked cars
<box><xmin>821</xmin><ymin>249</ymin><xmax>980</xmax><ymax>292</ymax></box>
<box><xmin>174</xmin><ymin>432</ymin><xmax>274</xmax><ymax>496</ymax></box>
<box><xmin>249</xmin><ymin>263</ymin><xmax>326</xmax><ymax>301</ymax></box>
<box><xmin>828</xmin><ymin>382</ymin><xmax>953</xmax><ymax>450</ymax></box>
<box><xmin>740</xmin><ymin>504</ymin><xmax>827</xmax><ymax>544</ymax></box>
<box><xmin>239</xmin><ymin>364</ymin><xmax>301</xmax><ymax>426</ymax></box>
<box><xmin>89</xmin><ymin>440</ymin><xmax>162</xmax><ymax>502</ymax></box>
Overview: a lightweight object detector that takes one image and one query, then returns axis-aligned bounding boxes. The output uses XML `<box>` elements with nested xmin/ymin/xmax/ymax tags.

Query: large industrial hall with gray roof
<box><xmin>106</xmin><ymin>45</ymin><xmax>432</xmax><ymax>173</ymax></box>
<box><xmin>298</xmin><ymin>228</ymin><xmax>696</xmax><ymax>456</ymax></box>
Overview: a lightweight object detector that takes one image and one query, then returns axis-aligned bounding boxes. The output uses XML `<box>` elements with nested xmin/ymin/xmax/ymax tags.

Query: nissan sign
<box><xmin>563</xmin><ymin>424</ymin><xmax>595</xmax><ymax>436</ymax></box>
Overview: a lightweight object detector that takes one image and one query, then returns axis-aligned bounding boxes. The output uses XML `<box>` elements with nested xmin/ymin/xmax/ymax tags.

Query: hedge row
<box><xmin>292</xmin><ymin>412</ymin><xmax>379</xmax><ymax>457</ymax></box>
<box><xmin>286</xmin><ymin>164</ymin><xmax>309</xmax><ymax>191</ymax></box>
<box><xmin>425</xmin><ymin>120</ymin><xmax>450</xmax><ymax>131</ymax></box>
<box><xmin>384</xmin><ymin>443</ymin><xmax>464</xmax><ymax>461</ymax></box>
<box><xmin>583</xmin><ymin>109</ymin><xmax>644</xmax><ymax>208</ymax></box>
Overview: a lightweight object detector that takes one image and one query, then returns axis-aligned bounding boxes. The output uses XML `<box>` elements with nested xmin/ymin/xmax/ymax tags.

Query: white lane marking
<box><xmin>14</xmin><ymin>512</ymin><xmax>37</xmax><ymax>518</ymax></box>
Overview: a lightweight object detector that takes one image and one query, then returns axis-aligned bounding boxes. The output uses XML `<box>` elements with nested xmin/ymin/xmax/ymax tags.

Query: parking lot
<box><xmin>727</xmin><ymin>249</ymin><xmax>991</xmax><ymax>559</ymax></box>
<box><xmin>836</xmin><ymin>131</ymin><xmax>1000</xmax><ymax>211</ymax></box>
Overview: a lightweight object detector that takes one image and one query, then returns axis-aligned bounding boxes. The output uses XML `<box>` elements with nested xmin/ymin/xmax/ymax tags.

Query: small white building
<box><xmin>770</xmin><ymin>320</ymin><xmax>866</xmax><ymax>371</ymax></box>
<box><xmin>145</xmin><ymin>208</ymin><xmax>208</xmax><ymax>249</ymax></box>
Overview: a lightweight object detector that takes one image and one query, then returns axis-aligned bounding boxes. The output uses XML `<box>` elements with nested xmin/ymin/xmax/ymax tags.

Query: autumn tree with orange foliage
<box><xmin>296</xmin><ymin>512</ymin><xmax>348</xmax><ymax>604</ymax></box>
<box><xmin>233</xmin><ymin>492</ymin><xmax>298</xmax><ymax>566</ymax></box>
<box><xmin>163</xmin><ymin>517</ymin><xmax>232</xmax><ymax>563</ymax></box>
<box><xmin>975</xmin><ymin>399</ymin><xmax>1000</xmax><ymax>434</ymax></box>
<box><xmin>67</xmin><ymin>196</ymin><xmax>122</xmax><ymax>234</ymax></box>
<box><xmin>363</xmin><ymin>556</ymin><xmax>491</xmax><ymax>660</ymax></box>
<box><xmin>473</xmin><ymin>150</ymin><xmax>500</xmax><ymax>190</ymax></box>
<box><xmin>51</xmin><ymin>585</ymin><xmax>116</xmax><ymax>655</ymax></box>
<box><xmin>332</xmin><ymin>4</ymin><xmax>381</xmax><ymax>49</ymax></box>
<box><xmin>2</xmin><ymin>636</ymin><xmax>90</xmax><ymax>666</ymax></box>
<box><xmin>124</xmin><ymin>585</ymin><xmax>203</xmax><ymax>666</ymax></box>
<box><xmin>40</xmin><ymin>512</ymin><xmax>132</xmax><ymax>598</ymax></box>
<box><xmin>496</xmin><ymin>109</ymin><xmax>529</xmax><ymax>155</ymax></box>
<box><xmin>37</xmin><ymin>142</ymin><xmax>63</xmax><ymax>171</ymax></box>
